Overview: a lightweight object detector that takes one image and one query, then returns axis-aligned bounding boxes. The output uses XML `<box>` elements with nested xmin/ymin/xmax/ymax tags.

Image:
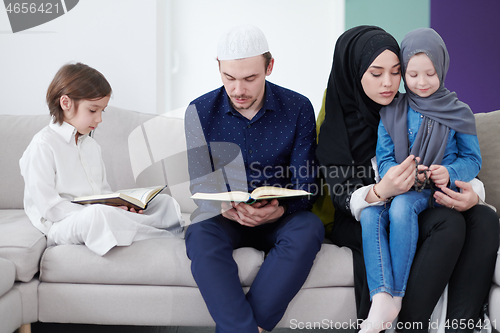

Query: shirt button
<box><xmin>247</xmin><ymin>124</ymin><xmax>251</xmax><ymax>128</ymax></box>
<box><xmin>249</xmin><ymin>150</ymin><xmax>253</xmax><ymax>154</ymax></box>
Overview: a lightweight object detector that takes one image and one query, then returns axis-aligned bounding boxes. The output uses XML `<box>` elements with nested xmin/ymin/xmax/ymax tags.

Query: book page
<box><xmin>191</xmin><ymin>191</ymin><xmax>251</xmax><ymax>202</ymax></box>
<box><xmin>118</xmin><ymin>186</ymin><xmax>164</xmax><ymax>203</ymax></box>
<box><xmin>251</xmin><ymin>186</ymin><xmax>310</xmax><ymax>199</ymax></box>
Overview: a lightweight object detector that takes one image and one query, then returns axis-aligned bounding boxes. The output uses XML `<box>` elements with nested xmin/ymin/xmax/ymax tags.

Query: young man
<box><xmin>184</xmin><ymin>25</ymin><xmax>324</xmax><ymax>333</ymax></box>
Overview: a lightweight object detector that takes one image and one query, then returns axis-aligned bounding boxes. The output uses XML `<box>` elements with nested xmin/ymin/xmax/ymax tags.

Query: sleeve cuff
<box><xmin>350</xmin><ymin>184</ymin><xmax>385</xmax><ymax>221</ymax></box>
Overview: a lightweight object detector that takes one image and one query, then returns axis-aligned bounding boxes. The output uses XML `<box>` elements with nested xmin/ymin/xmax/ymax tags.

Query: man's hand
<box><xmin>434</xmin><ymin>180</ymin><xmax>479</xmax><ymax>212</ymax></box>
<box><xmin>428</xmin><ymin>165</ymin><xmax>450</xmax><ymax>188</ymax></box>
<box><xmin>221</xmin><ymin>199</ymin><xmax>284</xmax><ymax>227</ymax></box>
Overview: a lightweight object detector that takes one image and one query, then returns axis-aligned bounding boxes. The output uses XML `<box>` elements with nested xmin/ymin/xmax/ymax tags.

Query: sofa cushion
<box><xmin>475</xmin><ymin>110</ymin><xmax>500</xmax><ymax>213</ymax></box>
<box><xmin>490</xmin><ymin>284</ymin><xmax>500</xmax><ymax>327</ymax></box>
<box><xmin>39</xmin><ymin>238</ymin><xmax>354</xmax><ymax>289</ymax></box>
<box><xmin>93</xmin><ymin>106</ymin><xmax>161</xmax><ymax>192</ymax></box>
<box><xmin>493</xmin><ymin>250</ymin><xmax>500</xmax><ymax>286</ymax></box>
<box><xmin>137</xmin><ymin>115</ymin><xmax>197</xmax><ymax>215</ymax></box>
<box><xmin>0</xmin><ymin>288</ymin><xmax>22</xmax><ymax>333</ymax></box>
<box><xmin>302</xmin><ymin>243</ymin><xmax>353</xmax><ymax>288</ymax></box>
<box><xmin>0</xmin><ymin>210</ymin><xmax>46</xmax><ymax>282</ymax></box>
<box><xmin>0</xmin><ymin>114</ymin><xmax>50</xmax><ymax>209</ymax></box>
<box><xmin>93</xmin><ymin>106</ymin><xmax>196</xmax><ymax>216</ymax></box>
<box><xmin>39</xmin><ymin>238</ymin><xmax>263</xmax><ymax>287</ymax></box>
<box><xmin>0</xmin><ymin>257</ymin><xmax>15</xmax><ymax>297</ymax></box>
<box><xmin>13</xmin><ymin>278</ymin><xmax>40</xmax><ymax>324</ymax></box>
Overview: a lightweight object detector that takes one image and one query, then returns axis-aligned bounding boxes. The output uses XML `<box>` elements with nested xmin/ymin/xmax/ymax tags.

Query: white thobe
<box><xmin>20</xmin><ymin>120</ymin><xmax>184</xmax><ymax>255</ymax></box>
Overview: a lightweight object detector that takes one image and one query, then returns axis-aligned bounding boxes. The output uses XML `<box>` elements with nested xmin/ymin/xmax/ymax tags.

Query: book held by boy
<box><xmin>72</xmin><ymin>185</ymin><xmax>167</xmax><ymax>210</ymax></box>
<box><xmin>190</xmin><ymin>186</ymin><xmax>311</xmax><ymax>204</ymax></box>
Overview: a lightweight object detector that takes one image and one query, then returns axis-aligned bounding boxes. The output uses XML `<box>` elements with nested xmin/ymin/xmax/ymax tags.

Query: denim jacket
<box><xmin>377</xmin><ymin>106</ymin><xmax>481</xmax><ymax>191</ymax></box>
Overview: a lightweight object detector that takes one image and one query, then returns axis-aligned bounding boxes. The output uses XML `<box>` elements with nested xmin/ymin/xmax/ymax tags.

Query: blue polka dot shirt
<box><xmin>185</xmin><ymin>81</ymin><xmax>318</xmax><ymax>216</ymax></box>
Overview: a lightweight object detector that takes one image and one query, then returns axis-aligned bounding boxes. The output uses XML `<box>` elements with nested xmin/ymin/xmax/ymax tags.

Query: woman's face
<box><xmin>361</xmin><ymin>49</ymin><xmax>401</xmax><ymax>105</ymax></box>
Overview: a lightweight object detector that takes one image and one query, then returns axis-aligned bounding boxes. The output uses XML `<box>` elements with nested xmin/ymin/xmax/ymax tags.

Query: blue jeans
<box><xmin>360</xmin><ymin>189</ymin><xmax>431</xmax><ymax>299</ymax></box>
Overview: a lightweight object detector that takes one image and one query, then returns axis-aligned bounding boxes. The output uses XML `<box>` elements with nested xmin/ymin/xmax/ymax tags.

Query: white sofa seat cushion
<box><xmin>0</xmin><ymin>257</ymin><xmax>15</xmax><ymax>297</ymax></box>
<box><xmin>302</xmin><ymin>243</ymin><xmax>353</xmax><ymax>288</ymax></box>
<box><xmin>39</xmin><ymin>238</ymin><xmax>263</xmax><ymax>287</ymax></box>
<box><xmin>493</xmin><ymin>251</ymin><xmax>500</xmax><ymax>286</ymax></box>
<box><xmin>0</xmin><ymin>288</ymin><xmax>22</xmax><ymax>333</ymax></box>
<box><xmin>39</xmin><ymin>237</ymin><xmax>354</xmax><ymax>289</ymax></box>
<box><xmin>0</xmin><ymin>210</ymin><xmax>46</xmax><ymax>282</ymax></box>
<box><xmin>490</xmin><ymin>284</ymin><xmax>500</xmax><ymax>327</ymax></box>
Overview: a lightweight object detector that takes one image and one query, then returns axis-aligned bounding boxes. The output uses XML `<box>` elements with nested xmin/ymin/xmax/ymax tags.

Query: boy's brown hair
<box><xmin>46</xmin><ymin>63</ymin><xmax>112</xmax><ymax>125</ymax></box>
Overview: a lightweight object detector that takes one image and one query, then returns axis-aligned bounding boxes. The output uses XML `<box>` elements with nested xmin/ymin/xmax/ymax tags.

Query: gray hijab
<box><xmin>380</xmin><ymin>28</ymin><xmax>476</xmax><ymax>166</ymax></box>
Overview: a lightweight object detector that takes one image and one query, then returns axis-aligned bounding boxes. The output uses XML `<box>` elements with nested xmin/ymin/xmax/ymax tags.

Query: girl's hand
<box><xmin>428</xmin><ymin>165</ymin><xmax>450</xmax><ymax>188</ymax></box>
<box><xmin>118</xmin><ymin>206</ymin><xmax>144</xmax><ymax>214</ymax></box>
<box><xmin>417</xmin><ymin>164</ymin><xmax>430</xmax><ymax>183</ymax></box>
<box><xmin>434</xmin><ymin>180</ymin><xmax>479</xmax><ymax>212</ymax></box>
<box><xmin>372</xmin><ymin>155</ymin><xmax>417</xmax><ymax>201</ymax></box>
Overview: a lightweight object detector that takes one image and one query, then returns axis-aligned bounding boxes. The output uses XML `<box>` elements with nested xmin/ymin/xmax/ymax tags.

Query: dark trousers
<box><xmin>185</xmin><ymin>211</ymin><xmax>324</xmax><ymax>333</ymax></box>
<box><xmin>330</xmin><ymin>205</ymin><xmax>498</xmax><ymax>333</ymax></box>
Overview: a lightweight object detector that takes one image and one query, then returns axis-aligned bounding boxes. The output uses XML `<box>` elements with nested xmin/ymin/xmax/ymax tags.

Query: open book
<box><xmin>190</xmin><ymin>186</ymin><xmax>311</xmax><ymax>204</ymax></box>
<box><xmin>72</xmin><ymin>185</ymin><xmax>167</xmax><ymax>210</ymax></box>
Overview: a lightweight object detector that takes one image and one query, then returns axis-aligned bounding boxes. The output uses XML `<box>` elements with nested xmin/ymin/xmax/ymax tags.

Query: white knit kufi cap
<box><xmin>217</xmin><ymin>24</ymin><xmax>269</xmax><ymax>61</ymax></box>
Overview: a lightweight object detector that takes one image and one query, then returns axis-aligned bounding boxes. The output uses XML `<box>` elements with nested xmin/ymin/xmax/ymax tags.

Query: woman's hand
<box><xmin>433</xmin><ymin>180</ymin><xmax>479</xmax><ymax>212</ymax></box>
<box><xmin>368</xmin><ymin>155</ymin><xmax>417</xmax><ymax>202</ymax></box>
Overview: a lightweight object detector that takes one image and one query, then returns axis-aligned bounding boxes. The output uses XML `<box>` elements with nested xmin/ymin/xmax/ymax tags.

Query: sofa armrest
<box><xmin>0</xmin><ymin>210</ymin><xmax>46</xmax><ymax>282</ymax></box>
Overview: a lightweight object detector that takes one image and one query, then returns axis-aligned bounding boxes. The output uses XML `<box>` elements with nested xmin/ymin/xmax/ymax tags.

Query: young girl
<box><xmin>359</xmin><ymin>28</ymin><xmax>481</xmax><ymax>333</ymax></box>
<box><xmin>20</xmin><ymin>63</ymin><xmax>184</xmax><ymax>256</ymax></box>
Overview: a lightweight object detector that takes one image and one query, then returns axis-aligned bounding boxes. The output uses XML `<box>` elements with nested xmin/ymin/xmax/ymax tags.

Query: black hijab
<box><xmin>316</xmin><ymin>26</ymin><xmax>400</xmax><ymax>167</ymax></box>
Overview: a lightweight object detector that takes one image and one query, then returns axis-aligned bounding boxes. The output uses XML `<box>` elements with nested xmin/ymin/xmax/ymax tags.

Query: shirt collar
<box><xmin>49</xmin><ymin>119</ymin><xmax>88</xmax><ymax>144</ymax></box>
<box><xmin>223</xmin><ymin>81</ymin><xmax>277</xmax><ymax>116</ymax></box>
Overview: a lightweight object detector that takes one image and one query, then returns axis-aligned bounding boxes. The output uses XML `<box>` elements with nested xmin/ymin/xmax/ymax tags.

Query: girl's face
<box><xmin>62</xmin><ymin>95</ymin><xmax>110</xmax><ymax>137</ymax></box>
<box><xmin>405</xmin><ymin>53</ymin><xmax>440</xmax><ymax>98</ymax></box>
<box><xmin>361</xmin><ymin>49</ymin><xmax>401</xmax><ymax>106</ymax></box>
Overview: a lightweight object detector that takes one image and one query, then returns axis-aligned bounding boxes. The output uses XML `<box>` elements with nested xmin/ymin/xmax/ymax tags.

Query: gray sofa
<box><xmin>0</xmin><ymin>106</ymin><xmax>499</xmax><ymax>333</ymax></box>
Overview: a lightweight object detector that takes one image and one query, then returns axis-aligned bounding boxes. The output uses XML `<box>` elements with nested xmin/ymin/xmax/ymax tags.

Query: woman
<box><xmin>316</xmin><ymin>25</ymin><xmax>498</xmax><ymax>332</ymax></box>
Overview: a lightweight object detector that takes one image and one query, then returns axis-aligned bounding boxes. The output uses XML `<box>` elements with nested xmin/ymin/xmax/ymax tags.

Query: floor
<box><xmin>31</xmin><ymin>322</ymin><xmax>348</xmax><ymax>332</ymax></box>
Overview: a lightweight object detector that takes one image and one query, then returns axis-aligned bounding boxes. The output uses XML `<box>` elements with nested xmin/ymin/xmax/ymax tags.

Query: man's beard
<box><xmin>229</xmin><ymin>95</ymin><xmax>257</xmax><ymax>111</ymax></box>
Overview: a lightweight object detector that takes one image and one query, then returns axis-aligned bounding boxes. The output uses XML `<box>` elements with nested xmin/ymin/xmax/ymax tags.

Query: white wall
<box><xmin>0</xmin><ymin>0</ymin><xmax>344</xmax><ymax>116</ymax></box>
<box><xmin>166</xmin><ymin>0</ymin><xmax>344</xmax><ymax>116</ymax></box>
<box><xmin>0</xmin><ymin>0</ymin><xmax>158</xmax><ymax>115</ymax></box>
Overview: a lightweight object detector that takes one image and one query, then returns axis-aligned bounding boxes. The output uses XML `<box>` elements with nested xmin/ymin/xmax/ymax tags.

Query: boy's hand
<box><xmin>118</xmin><ymin>206</ymin><xmax>144</xmax><ymax>214</ymax></box>
<box><xmin>428</xmin><ymin>165</ymin><xmax>450</xmax><ymax>188</ymax></box>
